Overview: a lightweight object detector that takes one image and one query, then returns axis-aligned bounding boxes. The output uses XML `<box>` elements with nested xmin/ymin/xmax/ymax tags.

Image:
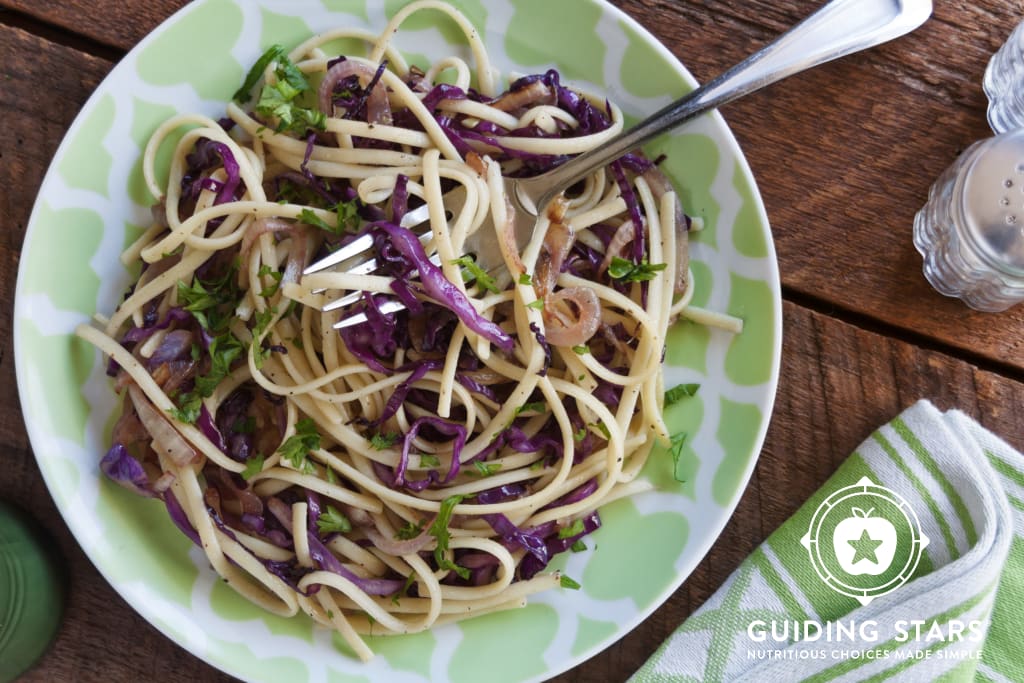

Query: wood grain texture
<box><xmin>2</xmin><ymin>1</ymin><xmax>1024</xmax><ymax>682</ymax></box>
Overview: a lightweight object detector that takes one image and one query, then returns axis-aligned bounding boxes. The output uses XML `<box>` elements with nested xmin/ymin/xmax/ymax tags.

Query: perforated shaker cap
<box><xmin>961</xmin><ymin>128</ymin><xmax>1024</xmax><ymax>277</ymax></box>
<box><xmin>0</xmin><ymin>501</ymin><xmax>66</xmax><ymax>682</ymax></box>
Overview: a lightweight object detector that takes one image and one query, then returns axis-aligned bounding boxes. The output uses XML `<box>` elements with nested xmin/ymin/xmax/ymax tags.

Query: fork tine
<box><xmin>321</xmin><ymin>252</ymin><xmax>444</xmax><ymax>314</ymax></box>
<box><xmin>303</xmin><ymin>203</ymin><xmax>433</xmax><ymax>277</ymax></box>
<box><xmin>332</xmin><ymin>299</ymin><xmax>408</xmax><ymax>329</ymax></box>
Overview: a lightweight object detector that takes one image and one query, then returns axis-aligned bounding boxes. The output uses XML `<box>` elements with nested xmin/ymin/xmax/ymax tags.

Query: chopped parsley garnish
<box><xmin>419</xmin><ymin>454</ymin><xmax>441</xmax><ymax>468</ymax></box>
<box><xmin>515</xmin><ymin>401</ymin><xmax>546</xmax><ymax>416</ymax></box>
<box><xmin>573</xmin><ymin>426</ymin><xmax>588</xmax><ymax>442</ymax></box>
<box><xmin>317</xmin><ymin>505</ymin><xmax>352</xmax><ymax>535</ymax></box>
<box><xmin>452</xmin><ymin>255</ymin><xmax>499</xmax><ymax>293</ymax></box>
<box><xmin>238</xmin><ymin>46</ymin><xmax>325</xmax><ymax>135</ymax></box>
<box><xmin>607</xmin><ymin>256</ymin><xmax>667</xmax><ymax>283</ymax></box>
<box><xmin>241</xmin><ymin>453</ymin><xmax>265</xmax><ymax>480</ymax></box>
<box><xmin>559</xmin><ymin>574</ymin><xmax>581</xmax><ymax>590</ymax></box>
<box><xmin>669</xmin><ymin>432</ymin><xmax>688</xmax><ymax>483</ymax></box>
<box><xmin>526</xmin><ymin>298</ymin><xmax>545</xmax><ymax>310</ymax></box>
<box><xmin>429</xmin><ymin>494</ymin><xmax>470</xmax><ymax>580</ymax></box>
<box><xmin>369</xmin><ymin>431</ymin><xmax>400</xmax><ymax>450</ymax></box>
<box><xmin>570</xmin><ymin>540</ymin><xmax>587</xmax><ymax>552</ymax></box>
<box><xmin>298</xmin><ymin>208</ymin><xmax>337</xmax><ymax>234</ymax></box>
<box><xmin>277</xmin><ymin>418</ymin><xmax>321</xmax><ymax>474</ymax></box>
<box><xmin>472</xmin><ymin>461</ymin><xmax>502</xmax><ymax>476</ymax></box>
<box><xmin>234</xmin><ymin>45</ymin><xmax>289</xmax><ymax>103</ymax></box>
<box><xmin>518</xmin><ymin>272</ymin><xmax>533</xmax><ymax>286</ymax></box>
<box><xmin>557</xmin><ymin>518</ymin><xmax>585</xmax><ymax>539</ymax></box>
<box><xmin>257</xmin><ymin>265</ymin><xmax>283</xmax><ymax>298</ymax></box>
<box><xmin>572</xmin><ymin>344</ymin><xmax>589</xmax><ymax>355</ymax></box>
<box><xmin>396</xmin><ymin>518</ymin><xmax>426</xmax><ymax>540</ymax></box>
<box><xmin>664</xmin><ymin>383</ymin><xmax>700</xmax><ymax>406</ymax></box>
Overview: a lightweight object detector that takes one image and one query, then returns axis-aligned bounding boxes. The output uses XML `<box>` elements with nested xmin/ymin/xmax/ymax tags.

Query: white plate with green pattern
<box><xmin>14</xmin><ymin>1</ymin><xmax>781</xmax><ymax>680</ymax></box>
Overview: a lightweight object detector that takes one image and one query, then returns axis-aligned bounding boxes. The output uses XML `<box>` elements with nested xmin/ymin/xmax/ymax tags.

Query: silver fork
<box><xmin>304</xmin><ymin>0</ymin><xmax>932</xmax><ymax>328</ymax></box>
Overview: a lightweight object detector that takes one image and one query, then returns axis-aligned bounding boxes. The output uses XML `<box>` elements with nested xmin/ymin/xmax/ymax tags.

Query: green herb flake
<box><xmin>369</xmin><ymin>431</ymin><xmax>400</xmax><ymax>450</ymax></box>
<box><xmin>395</xmin><ymin>518</ymin><xmax>426</xmax><ymax>540</ymax></box>
<box><xmin>257</xmin><ymin>265</ymin><xmax>284</xmax><ymax>298</ymax></box>
<box><xmin>570</xmin><ymin>540</ymin><xmax>587</xmax><ymax>552</ymax></box>
<box><xmin>241</xmin><ymin>453</ymin><xmax>266</xmax><ymax>480</ymax></box>
<box><xmin>418</xmin><ymin>454</ymin><xmax>441</xmax><ymax>468</ymax></box>
<box><xmin>234</xmin><ymin>44</ymin><xmax>287</xmax><ymax>103</ymax></box>
<box><xmin>572</xmin><ymin>344</ymin><xmax>589</xmax><ymax>355</ymax></box>
<box><xmin>664</xmin><ymin>383</ymin><xmax>700</xmax><ymax>406</ymax></box>
<box><xmin>515</xmin><ymin>401</ymin><xmax>546</xmax><ymax>416</ymax></box>
<box><xmin>607</xmin><ymin>256</ymin><xmax>668</xmax><ymax>283</ymax></box>
<box><xmin>472</xmin><ymin>461</ymin><xmax>502</xmax><ymax>476</ymax></box>
<box><xmin>518</xmin><ymin>272</ymin><xmax>533</xmax><ymax>286</ymax></box>
<box><xmin>560</xmin><ymin>574</ymin><xmax>581</xmax><ymax>590</ymax></box>
<box><xmin>557</xmin><ymin>518</ymin><xmax>585</xmax><ymax>539</ymax></box>
<box><xmin>451</xmin><ymin>255</ymin><xmax>499</xmax><ymax>294</ymax></box>
<box><xmin>298</xmin><ymin>208</ymin><xmax>338</xmax><ymax>234</ymax></box>
<box><xmin>277</xmin><ymin>418</ymin><xmax>321</xmax><ymax>473</ymax></box>
<box><xmin>526</xmin><ymin>298</ymin><xmax>545</xmax><ymax>311</ymax></box>
<box><xmin>429</xmin><ymin>494</ymin><xmax>470</xmax><ymax>580</ymax></box>
<box><xmin>317</xmin><ymin>505</ymin><xmax>352</xmax><ymax>535</ymax></box>
<box><xmin>669</xmin><ymin>432</ymin><xmax>688</xmax><ymax>483</ymax></box>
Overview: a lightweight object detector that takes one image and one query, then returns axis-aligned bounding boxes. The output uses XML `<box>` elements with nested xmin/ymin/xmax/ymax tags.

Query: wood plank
<box><xmin>0</xmin><ymin>0</ymin><xmax>186</xmax><ymax>51</ymax></box>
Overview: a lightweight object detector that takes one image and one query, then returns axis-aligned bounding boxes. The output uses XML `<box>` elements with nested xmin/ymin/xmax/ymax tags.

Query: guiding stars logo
<box><xmin>801</xmin><ymin>477</ymin><xmax>929</xmax><ymax>605</ymax></box>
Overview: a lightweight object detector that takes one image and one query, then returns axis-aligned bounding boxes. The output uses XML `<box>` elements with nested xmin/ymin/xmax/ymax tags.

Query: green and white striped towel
<box><xmin>630</xmin><ymin>400</ymin><xmax>1023</xmax><ymax>682</ymax></box>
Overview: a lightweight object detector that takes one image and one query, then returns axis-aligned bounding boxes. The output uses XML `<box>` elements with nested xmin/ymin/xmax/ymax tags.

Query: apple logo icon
<box><xmin>832</xmin><ymin>507</ymin><xmax>897</xmax><ymax>576</ymax></box>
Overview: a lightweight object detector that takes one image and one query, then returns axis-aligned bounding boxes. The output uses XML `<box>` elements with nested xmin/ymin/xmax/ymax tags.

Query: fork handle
<box><xmin>512</xmin><ymin>0</ymin><xmax>931</xmax><ymax>214</ymax></box>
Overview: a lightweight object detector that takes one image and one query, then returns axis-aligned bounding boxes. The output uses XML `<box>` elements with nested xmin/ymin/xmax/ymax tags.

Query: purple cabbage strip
<box><xmin>305</xmin><ymin>531</ymin><xmax>404</xmax><ymax>596</ymax></box>
<box><xmin>394</xmin><ymin>415</ymin><xmax>467</xmax><ymax>489</ymax></box>
<box><xmin>391</xmin><ymin>174</ymin><xmax>410</xmax><ymax>224</ymax></box>
<box><xmin>371</xmin><ymin>221</ymin><xmax>515</xmax><ymax>352</ymax></box>
<box><xmin>165</xmin><ymin>490</ymin><xmax>202</xmax><ymax>546</ymax></box>
<box><xmin>122</xmin><ymin>307</ymin><xmax>191</xmax><ymax>344</ymax></box>
<box><xmin>196</xmin><ymin>405</ymin><xmax>229</xmax><ymax>454</ymax></box>
<box><xmin>100</xmin><ymin>444</ymin><xmax>156</xmax><ymax>498</ymax></box>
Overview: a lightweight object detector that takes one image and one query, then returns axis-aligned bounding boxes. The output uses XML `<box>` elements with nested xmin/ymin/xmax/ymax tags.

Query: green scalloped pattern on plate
<box><xmin>505</xmin><ymin>0</ymin><xmax>605</xmax><ymax>83</ymax></box>
<box><xmin>19</xmin><ymin>204</ymin><xmax>103</xmax><ymax>315</ymax></box>
<box><xmin>646</xmin><ymin>394</ymin><xmax>706</xmax><ymax>500</ymax></box>
<box><xmin>386</xmin><ymin>0</ymin><xmax>489</xmax><ymax>47</ymax></box>
<box><xmin>135</xmin><ymin>0</ymin><xmax>244</xmax><ymax>100</ymax></box>
<box><xmin>618</xmin><ymin>18</ymin><xmax>692</xmax><ymax>99</ymax></box>
<box><xmin>713</xmin><ymin>398</ymin><xmax>764</xmax><ymax>507</ymax></box>
<box><xmin>319</xmin><ymin>0</ymin><xmax>369</xmax><ymax>22</ymax></box>
<box><xmin>208</xmin><ymin>578</ymin><xmax>316</xmax><ymax>643</ymax></box>
<box><xmin>652</xmin><ymin>133</ymin><xmax>722</xmax><ymax>250</ymax></box>
<box><xmin>731</xmin><ymin>160</ymin><xmax>769</xmax><ymax>259</ymax></box>
<box><xmin>92</xmin><ymin>488</ymin><xmax>199</xmax><ymax>606</ymax></box>
<box><xmin>580</xmin><ymin>499</ymin><xmax>689</xmax><ymax>607</ymax></box>
<box><xmin>451</xmin><ymin>603</ymin><xmax>558</xmax><ymax>682</ymax></box>
<box><xmin>57</xmin><ymin>94</ymin><xmax>114</xmax><ymax>197</ymax></box>
<box><xmin>725</xmin><ymin>273</ymin><xmax>777</xmax><ymax>386</ymax></box>
<box><xmin>128</xmin><ymin>98</ymin><xmax>180</xmax><ymax>206</ymax></box>
<box><xmin>572</xmin><ymin>615</ymin><xmax>619</xmax><ymax>657</ymax></box>
<box><xmin>260</xmin><ymin>8</ymin><xmax>315</xmax><ymax>52</ymax></box>
<box><xmin>16</xmin><ymin>321</ymin><xmax>93</xmax><ymax>447</ymax></box>
<box><xmin>360</xmin><ymin>628</ymin><xmax>436</xmax><ymax>679</ymax></box>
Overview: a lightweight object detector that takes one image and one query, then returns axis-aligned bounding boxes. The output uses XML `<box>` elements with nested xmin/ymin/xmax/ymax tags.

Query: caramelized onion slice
<box><xmin>129</xmin><ymin>384</ymin><xmax>199</xmax><ymax>467</ymax></box>
<box><xmin>542</xmin><ymin>286</ymin><xmax>601</xmax><ymax>347</ymax></box>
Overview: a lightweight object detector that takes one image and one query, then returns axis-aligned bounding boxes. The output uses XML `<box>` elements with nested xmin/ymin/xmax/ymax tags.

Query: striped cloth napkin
<box><xmin>630</xmin><ymin>400</ymin><xmax>1023</xmax><ymax>682</ymax></box>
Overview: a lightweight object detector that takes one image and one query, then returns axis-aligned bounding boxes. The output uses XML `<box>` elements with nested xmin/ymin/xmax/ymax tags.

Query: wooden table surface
<box><xmin>3</xmin><ymin>0</ymin><xmax>1024</xmax><ymax>681</ymax></box>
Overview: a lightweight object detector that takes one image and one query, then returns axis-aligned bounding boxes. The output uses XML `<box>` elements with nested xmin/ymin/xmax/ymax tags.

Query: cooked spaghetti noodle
<box><xmin>76</xmin><ymin>0</ymin><xmax>738</xmax><ymax>660</ymax></box>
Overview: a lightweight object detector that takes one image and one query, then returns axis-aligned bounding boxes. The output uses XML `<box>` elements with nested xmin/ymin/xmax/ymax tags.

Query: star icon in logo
<box><xmin>847</xmin><ymin>529</ymin><xmax>884</xmax><ymax>565</ymax></box>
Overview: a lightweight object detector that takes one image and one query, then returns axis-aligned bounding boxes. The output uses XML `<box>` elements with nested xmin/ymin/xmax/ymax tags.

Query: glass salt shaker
<box><xmin>984</xmin><ymin>19</ymin><xmax>1024</xmax><ymax>134</ymax></box>
<box><xmin>913</xmin><ymin>127</ymin><xmax>1024</xmax><ymax>312</ymax></box>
